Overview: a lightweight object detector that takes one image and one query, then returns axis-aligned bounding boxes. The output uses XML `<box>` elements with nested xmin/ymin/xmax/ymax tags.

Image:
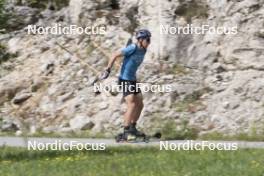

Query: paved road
<box><xmin>1</xmin><ymin>136</ymin><xmax>264</xmax><ymax>149</ymax></box>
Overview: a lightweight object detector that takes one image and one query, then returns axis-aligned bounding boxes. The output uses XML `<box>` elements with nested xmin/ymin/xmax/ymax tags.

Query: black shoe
<box><xmin>129</xmin><ymin>123</ymin><xmax>145</xmax><ymax>137</ymax></box>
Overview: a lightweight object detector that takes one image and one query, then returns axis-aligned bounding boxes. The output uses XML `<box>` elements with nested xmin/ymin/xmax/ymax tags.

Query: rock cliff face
<box><xmin>0</xmin><ymin>0</ymin><xmax>264</xmax><ymax>138</ymax></box>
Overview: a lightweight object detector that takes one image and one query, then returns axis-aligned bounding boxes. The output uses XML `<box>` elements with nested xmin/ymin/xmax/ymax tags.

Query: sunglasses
<box><xmin>146</xmin><ymin>38</ymin><xmax>151</xmax><ymax>43</ymax></box>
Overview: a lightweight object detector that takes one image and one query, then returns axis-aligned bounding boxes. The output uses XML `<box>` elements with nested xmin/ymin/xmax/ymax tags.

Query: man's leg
<box><xmin>124</xmin><ymin>94</ymin><xmax>138</xmax><ymax>127</ymax></box>
<box><xmin>131</xmin><ymin>93</ymin><xmax>144</xmax><ymax>123</ymax></box>
<box><xmin>126</xmin><ymin>93</ymin><xmax>145</xmax><ymax>137</ymax></box>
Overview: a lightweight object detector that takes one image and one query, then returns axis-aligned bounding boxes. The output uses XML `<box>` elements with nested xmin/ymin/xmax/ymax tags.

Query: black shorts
<box><xmin>118</xmin><ymin>78</ymin><xmax>141</xmax><ymax>97</ymax></box>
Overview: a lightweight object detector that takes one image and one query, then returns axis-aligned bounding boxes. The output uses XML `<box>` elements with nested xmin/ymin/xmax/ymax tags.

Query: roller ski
<box><xmin>115</xmin><ymin>132</ymin><xmax>162</xmax><ymax>143</ymax></box>
<box><xmin>115</xmin><ymin>123</ymin><xmax>161</xmax><ymax>143</ymax></box>
<box><xmin>115</xmin><ymin>132</ymin><xmax>149</xmax><ymax>143</ymax></box>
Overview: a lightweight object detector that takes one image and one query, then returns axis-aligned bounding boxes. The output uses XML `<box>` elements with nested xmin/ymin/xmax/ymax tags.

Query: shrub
<box><xmin>19</xmin><ymin>0</ymin><xmax>69</xmax><ymax>10</ymax></box>
<box><xmin>0</xmin><ymin>44</ymin><xmax>17</xmax><ymax>64</ymax></box>
<box><xmin>0</xmin><ymin>0</ymin><xmax>9</xmax><ymax>32</ymax></box>
<box><xmin>174</xmin><ymin>0</ymin><xmax>209</xmax><ymax>22</ymax></box>
<box><xmin>174</xmin><ymin>88</ymin><xmax>211</xmax><ymax>112</ymax></box>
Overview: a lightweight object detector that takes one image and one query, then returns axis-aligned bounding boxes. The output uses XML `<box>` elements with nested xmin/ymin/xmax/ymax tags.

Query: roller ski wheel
<box><xmin>142</xmin><ymin>132</ymin><xmax>162</xmax><ymax>143</ymax></box>
<box><xmin>115</xmin><ymin>133</ymin><xmax>135</xmax><ymax>143</ymax></box>
<box><xmin>129</xmin><ymin>129</ymin><xmax>149</xmax><ymax>143</ymax></box>
<box><xmin>115</xmin><ymin>133</ymin><xmax>149</xmax><ymax>143</ymax></box>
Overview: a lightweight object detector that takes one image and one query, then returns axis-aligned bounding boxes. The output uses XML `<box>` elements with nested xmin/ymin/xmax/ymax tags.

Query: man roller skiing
<box><xmin>101</xmin><ymin>29</ymin><xmax>151</xmax><ymax>142</ymax></box>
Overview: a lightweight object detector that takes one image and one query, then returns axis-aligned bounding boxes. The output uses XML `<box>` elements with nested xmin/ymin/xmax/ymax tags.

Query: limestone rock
<box><xmin>69</xmin><ymin>115</ymin><xmax>95</xmax><ymax>131</ymax></box>
<box><xmin>1</xmin><ymin>120</ymin><xmax>19</xmax><ymax>132</ymax></box>
<box><xmin>12</xmin><ymin>92</ymin><xmax>32</xmax><ymax>104</ymax></box>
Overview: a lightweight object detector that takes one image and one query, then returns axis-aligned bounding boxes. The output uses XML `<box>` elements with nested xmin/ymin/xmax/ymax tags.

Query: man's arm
<box><xmin>99</xmin><ymin>50</ymin><xmax>123</xmax><ymax>80</ymax></box>
<box><xmin>106</xmin><ymin>50</ymin><xmax>123</xmax><ymax>70</ymax></box>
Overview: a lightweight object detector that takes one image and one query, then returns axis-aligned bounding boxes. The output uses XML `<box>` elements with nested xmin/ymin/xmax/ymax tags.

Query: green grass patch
<box><xmin>201</xmin><ymin>131</ymin><xmax>264</xmax><ymax>142</ymax></box>
<box><xmin>31</xmin><ymin>130</ymin><xmax>108</xmax><ymax>139</ymax></box>
<box><xmin>160</xmin><ymin>119</ymin><xmax>198</xmax><ymax>140</ymax></box>
<box><xmin>0</xmin><ymin>130</ymin><xmax>109</xmax><ymax>139</ymax></box>
<box><xmin>0</xmin><ymin>146</ymin><xmax>263</xmax><ymax>176</ymax></box>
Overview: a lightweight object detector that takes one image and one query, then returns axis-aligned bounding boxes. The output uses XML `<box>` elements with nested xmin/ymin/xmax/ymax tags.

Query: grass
<box><xmin>201</xmin><ymin>131</ymin><xmax>264</xmax><ymax>142</ymax></box>
<box><xmin>2</xmin><ymin>130</ymin><xmax>264</xmax><ymax>142</ymax></box>
<box><xmin>31</xmin><ymin>130</ymin><xmax>109</xmax><ymax>139</ymax></box>
<box><xmin>160</xmin><ymin>119</ymin><xmax>198</xmax><ymax>140</ymax></box>
<box><xmin>0</xmin><ymin>130</ymin><xmax>109</xmax><ymax>139</ymax></box>
<box><xmin>0</xmin><ymin>146</ymin><xmax>263</xmax><ymax>176</ymax></box>
<box><xmin>200</xmin><ymin>121</ymin><xmax>264</xmax><ymax>141</ymax></box>
<box><xmin>1</xmin><ymin>120</ymin><xmax>264</xmax><ymax>142</ymax></box>
<box><xmin>158</xmin><ymin>119</ymin><xmax>264</xmax><ymax>141</ymax></box>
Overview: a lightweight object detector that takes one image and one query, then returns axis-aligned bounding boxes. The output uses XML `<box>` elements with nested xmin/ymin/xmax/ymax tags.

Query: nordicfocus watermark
<box><xmin>27</xmin><ymin>23</ymin><xmax>107</xmax><ymax>35</ymax></box>
<box><xmin>94</xmin><ymin>82</ymin><xmax>172</xmax><ymax>93</ymax></box>
<box><xmin>160</xmin><ymin>141</ymin><xmax>238</xmax><ymax>151</ymax></box>
<box><xmin>161</xmin><ymin>24</ymin><xmax>238</xmax><ymax>35</ymax></box>
<box><xmin>27</xmin><ymin>140</ymin><xmax>106</xmax><ymax>151</ymax></box>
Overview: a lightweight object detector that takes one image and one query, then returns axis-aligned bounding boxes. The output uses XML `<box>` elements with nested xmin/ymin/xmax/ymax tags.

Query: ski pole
<box><xmin>55</xmin><ymin>41</ymin><xmax>109</xmax><ymax>87</ymax></box>
<box><xmin>55</xmin><ymin>41</ymin><xmax>100</xmax><ymax>75</ymax></box>
<box><xmin>90</xmin><ymin>41</ymin><xmax>121</xmax><ymax>69</ymax></box>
